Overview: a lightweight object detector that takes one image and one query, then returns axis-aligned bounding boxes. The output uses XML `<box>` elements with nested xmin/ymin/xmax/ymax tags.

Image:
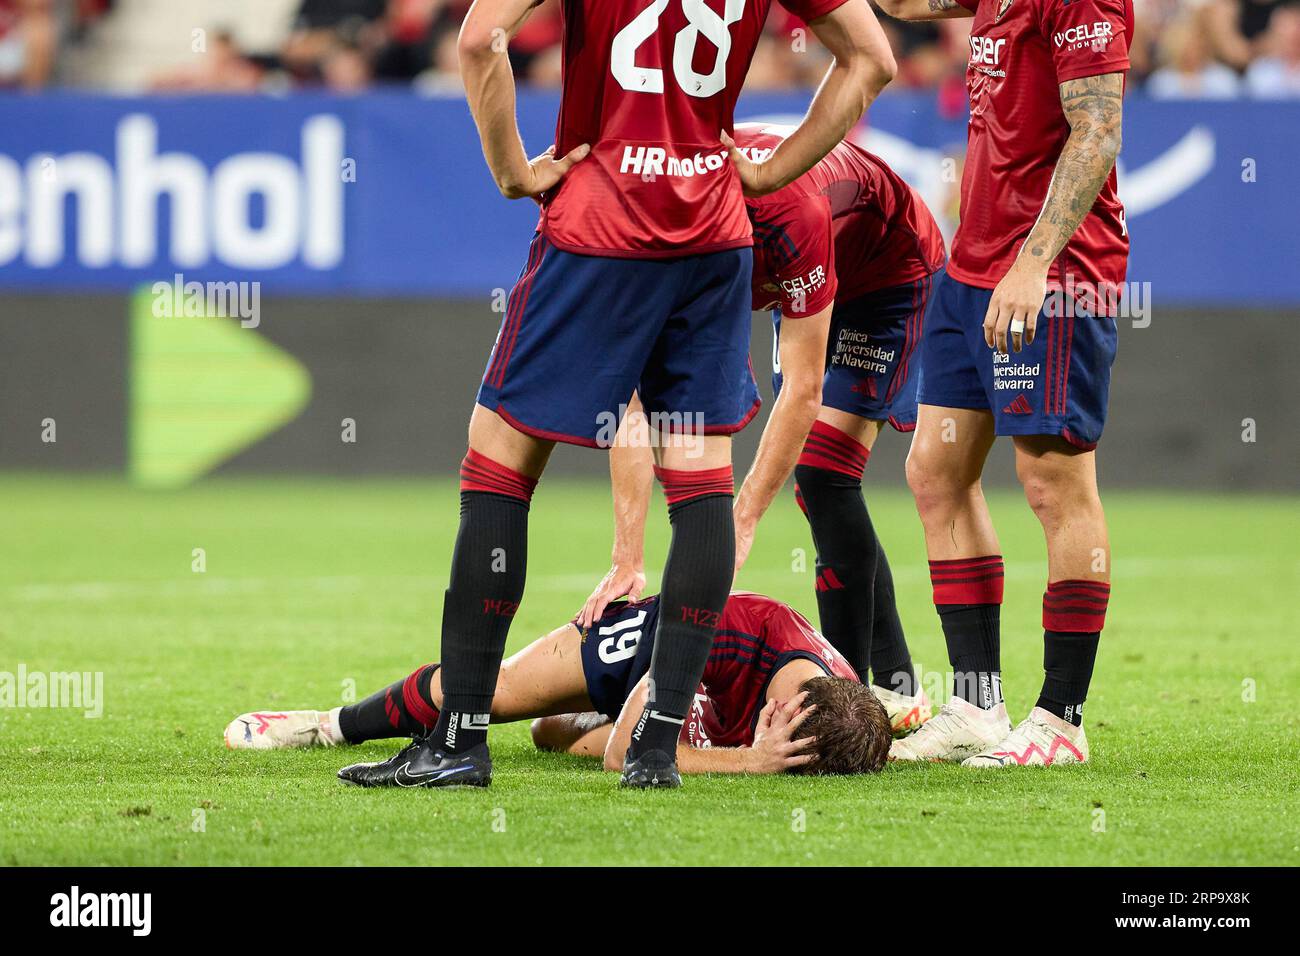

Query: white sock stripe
<box><xmin>324</xmin><ymin>706</ymin><xmax>345</xmax><ymax>745</ymax></box>
<box><xmin>648</xmin><ymin>710</ymin><xmax>685</xmax><ymax>726</ymax></box>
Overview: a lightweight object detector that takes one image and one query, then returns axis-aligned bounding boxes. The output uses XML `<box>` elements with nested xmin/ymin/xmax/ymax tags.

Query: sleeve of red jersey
<box><xmin>776</xmin><ymin>0</ymin><xmax>851</xmax><ymax>23</ymax></box>
<box><xmin>954</xmin><ymin>0</ymin><xmax>979</xmax><ymax>10</ymax></box>
<box><xmin>1039</xmin><ymin>0</ymin><xmax>1131</xmax><ymax>84</ymax></box>
<box><xmin>752</xmin><ymin>197</ymin><xmax>837</xmax><ymax>319</ymax></box>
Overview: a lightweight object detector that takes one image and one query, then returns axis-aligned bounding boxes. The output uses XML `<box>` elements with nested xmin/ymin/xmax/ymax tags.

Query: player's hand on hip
<box><xmin>502</xmin><ymin>143</ymin><xmax>590</xmax><ymax>200</ymax></box>
<box><xmin>578</xmin><ymin>561</ymin><xmax>646</xmax><ymax>630</ymax></box>
<box><xmin>749</xmin><ymin>692</ymin><xmax>817</xmax><ymax>774</ymax></box>
<box><xmin>984</xmin><ymin>260</ymin><xmax>1046</xmax><ymax>354</ymax></box>
<box><xmin>720</xmin><ymin>130</ymin><xmax>775</xmax><ymax>198</ymax></box>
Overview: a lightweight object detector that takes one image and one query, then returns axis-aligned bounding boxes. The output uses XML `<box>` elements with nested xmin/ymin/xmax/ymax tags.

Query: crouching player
<box><xmin>583</xmin><ymin>123</ymin><xmax>945</xmax><ymax>737</ymax></box>
<box><xmin>223</xmin><ymin>591</ymin><xmax>892</xmax><ymax>782</ymax></box>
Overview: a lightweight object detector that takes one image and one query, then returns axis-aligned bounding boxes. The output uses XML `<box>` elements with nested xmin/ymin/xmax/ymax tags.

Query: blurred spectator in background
<box><xmin>1147</xmin><ymin>8</ymin><xmax>1243</xmax><ymax>98</ymax></box>
<box><xmin>11</xmin><ymin>0</ymin><xmax>1300</xmax><ymax>98</ymax></box>
<box><xmin>1132</xmin><ymin>0</ymin><xmax>1197</xmax><ymax>79</ymax></box>
<box><xmin>416</xmin><ymin>21</ymin><xmax>461</xmax><ymax>93</ymax></box>
<box><xmin>1245</xmin><ymin>1</ymin><xmax>1300</xmax><ymax>96</ymax></box>
<box><xmin>741</xmin><ymin>32</ymin><xmax>804</xmax><ymax>90</ymax></box>
<box><xmin>320</xmin><ymin>33</ymin><xmax>372</xmax><ymax>91</ymax></box>
<box><xmin>0</xmin><ymin>0</ymin><xmax>57</xmax><ymax>89</ymax></box>
<box><xmin>281</xmin><ymin>0</ymin><xmax>385</xmax><ymax>84</ymax></box>
<box><xmin>372</xmin><ymin>0</ymin><xmax>444</xmax><ymax>81</ymax></box>
<box><xmin>1203</xmin><ymin>0</ymin><xmax>1288</xmax><ymax>70</ymax></box>
<box><xmin>151</xmin><ymin>28</ymin><xmax>263</xmax><ymax>92</ymax></box>
<box><xmin>507</xmin><ymin>0</ymin><xmax>559</xmax><ymax>83</ymax></box>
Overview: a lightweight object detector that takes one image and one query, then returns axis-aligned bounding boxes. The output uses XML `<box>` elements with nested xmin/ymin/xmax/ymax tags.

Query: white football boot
<box><xmin>872</xmin><ymin>686</ymin><xmax>933</xmax><ymax>738</ymax></box>
<box><xmin>224</xmin><ymin>708</ymin><xmax>342</xmax><ymax>750</ymax></box>
<box><xmin>962</xmin><ymin>706</ymin><xmax>1089</xmax><ymax>768</ymax></box>
<box><xmin>888</xmin><ymin>696</ymin><xmax>1011</xmax><ymax>762</ymax></box>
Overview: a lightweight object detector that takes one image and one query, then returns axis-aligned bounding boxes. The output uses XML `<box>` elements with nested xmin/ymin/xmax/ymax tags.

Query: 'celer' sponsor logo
<box><xmin>1054</xmin><ymin>21</ymin><xmax>1114</xmax><ymax>49</ymax></box>
<box><xmin>780</xmin><ymin>264</ymin><xmax>826</xmax><ymax>297</ymax></box>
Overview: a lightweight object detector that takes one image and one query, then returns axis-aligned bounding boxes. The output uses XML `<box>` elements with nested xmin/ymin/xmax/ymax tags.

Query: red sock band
<box><xmin>929</xmin><ymin>555</ymin><xmax>1005</xmax><ymax>605</ymax></box>
<box><xmin>797</xmin><ymin>420</ymin><xmax>870</xmax><ymax>481</ymax></box>
<box><xmin>401</xmin><ymin>664</ymin><xmax>440</xmax><ymax>729</ymax></box>
<box><xmin>654</xmin><ymin>465</ymin><xmax>734</xmax><ymax>505</ymax></box>
<box><xmin>1043</xmin><ymin>579</ymin><xmax>1110</xmax><ymax>633</ymax></box>
<box><xmin>459</xmin><ymin>449</ymin><xmax>537</xmax><ymax>502</ymax></box>
<box><xmin>815</xmin><ymin>567</ymin><xmax>845</xmax><ymax>592</ymax></box>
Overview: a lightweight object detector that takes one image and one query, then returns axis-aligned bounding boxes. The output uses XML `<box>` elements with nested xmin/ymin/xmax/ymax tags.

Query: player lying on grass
<box><xmin>429</xmin><ymin>0</ymin><xmax>896</xmax><ymax>791</ymax></box>
<box><xmin>224</xmin><ymin>591</ymin><xmax>896</xmax><ymax>782</ymax></box>
<box><xmin>582</xmin><ymin>123</ymin><xmax>945</xmax><ymax>738</ymax></box>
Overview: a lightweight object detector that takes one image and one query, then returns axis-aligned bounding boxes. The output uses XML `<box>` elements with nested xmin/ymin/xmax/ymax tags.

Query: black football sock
<box><xmin>793</xmin><ymin>420</ymin><xmax>876</xmax><ymax>681</ymax></box>
<box><xmin>629</xmin><ymin>466</ymin><xmax>734</xmax><ymax>760</ymax></box>
<box><xmin>337</xmin><ymin>664</ymin><xmax>440</xmax><ymax>743</ymax></box>
<box><xmin>1036</xmin><ymin>579</ymin><xmax>1110</xmax><ymax>725</ymax></box>
<box><xmin>869</xmin><ymin>548</ymin><xmax>918</xmax><ymax>697</ymax></box>
<box><xmin>432</xmin><ymin>449</ymin><xmax>536</xmax><ymax>754</ymax></box>
<box><xmin>930</xmin><ymin>556</ymin><xmax>1005</xmax><ymax>710</ymax></box>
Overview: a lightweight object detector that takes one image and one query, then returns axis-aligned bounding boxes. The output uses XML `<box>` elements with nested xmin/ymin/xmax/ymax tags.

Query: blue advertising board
<box><xmin>0</xmin><ymin>90</ymin><xmax>1294</xmax><ymax>304</ymax></box>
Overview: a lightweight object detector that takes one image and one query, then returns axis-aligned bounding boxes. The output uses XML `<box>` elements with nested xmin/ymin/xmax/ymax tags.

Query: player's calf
<box><xmin>1014</xmin><ymin>437</ymin><xmax>1110</xmax><ymax>732</ymax></box>
<box><xmin>623</xmin><ymin>464</ymin><xmax>734</xmax><ymax>786</ymax></box>
<box><xmin>431</xmin><ymin>448</ymin><xmax>538</xmax><ymax>761</ymax></box>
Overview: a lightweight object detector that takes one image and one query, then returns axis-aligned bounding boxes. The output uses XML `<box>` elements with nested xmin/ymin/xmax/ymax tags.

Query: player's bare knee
<box><xmin>530</xmin><ymin>716</ymin><xmax>562</xmax><ymax>752</ymax></box>
<box><xmin>1018</xmin><ymin>465</ymin><xmax>1092</xmax><ymax>527</ymax></box>
<box><xmin>904</xmin><ymin>447</ymin><xmax>935</xmax><ymax>500</ymax></box>
<box><xmin>907</xmin><ymin>451</ymin><xmax>969</xmax><ymax>521</ymax></box>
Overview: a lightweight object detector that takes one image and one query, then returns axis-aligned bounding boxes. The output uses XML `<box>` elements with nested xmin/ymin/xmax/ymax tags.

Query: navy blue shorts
<box><xmin>771</xmin><ymin>272</ymin><xmax>935</xmax><ymax>432</ymax></box>
<box><xmin>578</xmin><ymin>597</ymin><xmax>661</xmax><ymax>720</ymax></box>
<box><xmin>915</xmin><ymin>272</ymin><xmax>1118</xmax><ymax>449</ymax></box>
<box><xmin>477</xmin><ymin>235</ymin><xmax>761</xmax><ymax>447</ymax></box>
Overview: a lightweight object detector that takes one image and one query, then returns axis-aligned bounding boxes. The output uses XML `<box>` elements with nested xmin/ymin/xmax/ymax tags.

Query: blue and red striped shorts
<box><xmin>476</xmin><ymin>234</ymin><xmax>760</xmax><ymax>447</ymax></box>
<box><xmin>771</xmin><ymin>270</ymin><xmax>936</xmax><ymax>432</ymax></box>
<box><xmin>915</xmin><ymin>272</ymin><xmax>1118</xmax><ymax>449</ymax></box>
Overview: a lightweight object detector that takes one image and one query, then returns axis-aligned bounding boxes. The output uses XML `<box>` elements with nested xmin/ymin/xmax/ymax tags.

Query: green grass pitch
<box><xmin>1</xmin><ymin>474</ymin><xmax>1296</xmax><ymax>866</ymax></box>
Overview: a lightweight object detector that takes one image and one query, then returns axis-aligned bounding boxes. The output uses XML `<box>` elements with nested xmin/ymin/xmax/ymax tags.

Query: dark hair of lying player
<box><xmin>796</xmin><ymin>676</ymin><xmax>892</xmax><ymax>775</ymax></box>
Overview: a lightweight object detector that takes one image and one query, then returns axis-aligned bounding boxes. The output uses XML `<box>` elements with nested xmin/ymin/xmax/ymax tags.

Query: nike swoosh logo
<box><xmin>393</xmin><ymin>762</ymin><xmax>478</xmax><ymax>787</ymax></box>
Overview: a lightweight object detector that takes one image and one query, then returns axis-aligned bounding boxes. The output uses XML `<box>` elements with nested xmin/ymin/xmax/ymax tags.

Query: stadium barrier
<box><xmin>0</xmin><ymin>91</ymin><xmax>1296</xmax><ymax>303</ymax></box>
<box><xmin>1</xmin><ymin>294</ymin><xmax>1294</xmax><ymax>490</ymax></box>
<box><xmin>1</xmin><ymin>92</ymin><xmax>1295</xmax><ymax>489</ymax></box>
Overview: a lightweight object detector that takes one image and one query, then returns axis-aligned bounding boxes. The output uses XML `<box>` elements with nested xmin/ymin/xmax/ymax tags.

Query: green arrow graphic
<box><xmin>129</xmin><ymin>286</ymin><xmax>311</xmax><ymax>487</ymax></box>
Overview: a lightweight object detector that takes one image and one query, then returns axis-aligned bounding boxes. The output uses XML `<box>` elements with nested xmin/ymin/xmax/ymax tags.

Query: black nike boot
<box><xmin>338</xmin><ymin>737</ymin><xmax>491</xmax><ymax>789</ymax></box>
<box><xmin>618</xmin><ymin>748</ymin><xmax>681</xmax><ymax>789</ymax></box>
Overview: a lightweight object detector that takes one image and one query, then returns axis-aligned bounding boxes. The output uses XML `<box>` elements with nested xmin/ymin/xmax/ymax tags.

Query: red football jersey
<box><xmin>538</xmin><ymin>0</ymin><xmax>850</xmax><ymax>258</ymax></box>
<box><xmin>679</xmin><ymin>591</ymin><xmax>858</xmax><ymax>749</ymax></box>
<box><xmin>738</xmin><ymin>124</ymin><xmax>947</xmax><ymax>317</ymax></box>
<box><xmin>949</xmin><ymin>0</ymin><xmax>1132</xmax><ymax>292</ymax></box>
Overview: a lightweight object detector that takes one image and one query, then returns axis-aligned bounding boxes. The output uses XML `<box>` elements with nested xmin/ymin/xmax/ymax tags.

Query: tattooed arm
<box><xmin>983</xmin><ymin>72</ymin><xmax>1125</xmax><ymax>354</ymax></box>
<box><xmin>874</xmin><ymin>0</ymin><xmax>974</xmax><ymax>22</ymax></box>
